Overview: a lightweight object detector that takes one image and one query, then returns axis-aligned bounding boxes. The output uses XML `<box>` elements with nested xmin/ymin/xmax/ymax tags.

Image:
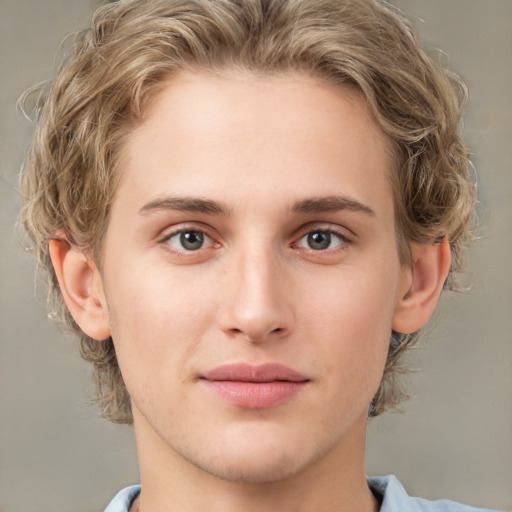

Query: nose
<box><xmin>216</xmin><ymin>245</ymin><xmax>294</xmax><ymax>343</ymax></box>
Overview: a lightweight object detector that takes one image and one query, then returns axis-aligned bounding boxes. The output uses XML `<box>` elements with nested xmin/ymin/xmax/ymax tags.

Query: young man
<box><xmin>18</xmin><ymin>0</ymin><xmax>499</xmax><ymax>510</ymax></box>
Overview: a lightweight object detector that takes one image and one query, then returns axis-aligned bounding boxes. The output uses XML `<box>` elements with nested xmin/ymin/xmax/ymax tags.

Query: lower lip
<box><xmin>202</xmin><ymin>380</ymin><xmax>307</xmax><ymax>409</ymax></box>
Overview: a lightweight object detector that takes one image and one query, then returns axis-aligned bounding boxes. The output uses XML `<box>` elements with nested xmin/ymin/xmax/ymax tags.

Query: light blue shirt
<box><xmin>103</xmin><ymin>475</ymin><xmax>501</xmax><ymax>512</ymax></box>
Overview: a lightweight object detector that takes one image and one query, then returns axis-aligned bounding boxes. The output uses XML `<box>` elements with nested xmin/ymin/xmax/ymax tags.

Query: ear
<box><xmin>48</xmin><ymin>237</ymin><xmax>111</xmax><ymax>341</ymax></box>
<box><xmin>392</xmin><ymin>238</ymin><xmax>452</xmax><ymax>334</ymax></box>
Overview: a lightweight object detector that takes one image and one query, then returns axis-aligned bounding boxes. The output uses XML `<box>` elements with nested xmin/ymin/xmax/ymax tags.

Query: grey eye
<box><xmin>165</xmin><ymin>230</ymin><xmax>209</xmax><ymax>251</ymax></box>
<box><xmin>295</xmin><ymin>229</ymin><xmax>346</xmax><ymax>252</ymax></box>
<box><xmin>306</xmin><ymin>231</ymin><xmax>333</xmax><ymax>250</ymax></box>
<box><xmin>179</xmin><ymin>231</ymin><xmax>205</xmax><ymax>251</ymax></box>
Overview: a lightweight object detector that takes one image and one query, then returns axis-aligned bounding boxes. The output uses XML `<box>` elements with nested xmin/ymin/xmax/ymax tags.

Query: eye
<box><xmin>295</xmin><ymin>230</ymin><xmax>347</xmax><ymax>251</ymax></box>
<box><xmin>164</xmin><ymin>230</ymin><xmax>212</xmax><ymax>252</ymax></box>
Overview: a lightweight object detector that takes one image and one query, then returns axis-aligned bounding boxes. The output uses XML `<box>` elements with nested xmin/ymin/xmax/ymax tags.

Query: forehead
<box><xmin>114</xmin><ymin>71</ymin><xmax>394</xmax><ymax>221</ymax></box>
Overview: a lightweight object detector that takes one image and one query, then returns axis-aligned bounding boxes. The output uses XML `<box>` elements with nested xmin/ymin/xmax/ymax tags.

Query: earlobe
<box><xmin>48</xmin><ymin>237</ymin><xmax>111</xmax><ymax>341</ymax></box>
<box><xmin>392</xmin><ymin>238</ymin><xmax>452</xmax><ymax>334</ymax></box>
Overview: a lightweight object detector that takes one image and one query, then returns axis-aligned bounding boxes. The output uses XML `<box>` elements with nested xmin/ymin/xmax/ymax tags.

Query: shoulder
<box><xmin>368</xmin><ymin>475</ymin><xmax>502</xmax><ymax>512</ymax></box>
<box><xmin>102</xmin><ymin>479</ymin><xmax>502</xmax><ymax>512</ymax></box>
<box><xmin>103</xmin><ymin>485</ymin><xmax>141</xmax><ymax>512</ymax></box>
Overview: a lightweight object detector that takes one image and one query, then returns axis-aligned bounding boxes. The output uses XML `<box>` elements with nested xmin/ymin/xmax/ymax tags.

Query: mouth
<box><xmin>199</xmin><ymin>363</ymin><xmax>310</xmax><ymax>409</ymax></box>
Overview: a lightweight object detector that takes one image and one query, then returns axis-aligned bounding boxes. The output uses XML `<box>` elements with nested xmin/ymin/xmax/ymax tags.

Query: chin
<box><xmin>179</xmin><ymin>428</ymin><xmax>332</xmax><ymax>485</ymax></box>
<box><xmin>192</xmin><ymin>450</ymin><xmax>306</xmax><ymax>484</ymax></box>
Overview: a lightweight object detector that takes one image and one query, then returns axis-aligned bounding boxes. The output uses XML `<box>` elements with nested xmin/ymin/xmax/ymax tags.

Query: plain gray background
<box><xmin>1</xmin><ymin>1</ymin><xmax>511</xmax><ymax>510</ymax></box>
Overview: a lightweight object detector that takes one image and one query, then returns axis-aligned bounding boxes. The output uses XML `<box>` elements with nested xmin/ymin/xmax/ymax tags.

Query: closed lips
<box><xmin>200</xmin><ymin>363</ymin><xmax>310</xmax><ymax>383</ymax></box>
<box><xmin>200</xmin><ymin>363</ymin><xmax>310</xmax><ymax>409</ymax></box>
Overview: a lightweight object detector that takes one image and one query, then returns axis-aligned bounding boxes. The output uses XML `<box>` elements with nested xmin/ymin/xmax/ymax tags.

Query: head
<box><xmin>20</xmin><ymin>0</ymin><xmax>474</xmax><ymax>424</ymax></box>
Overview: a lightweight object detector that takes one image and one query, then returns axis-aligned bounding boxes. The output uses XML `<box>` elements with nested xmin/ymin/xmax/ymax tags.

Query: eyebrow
<box><xmin>291</xmin><ymin>196</ymin><xmax>375</xmax><ymax>216</ymax></box>
<box><xmin>139</xmin><ymin>196</ymin><xmax>231</xmax><ymax>216</ymax></box>
<box><xmin>138</xmin><ymin>195</ymin><xmax>375</xmax><ymax>217</ymax></box>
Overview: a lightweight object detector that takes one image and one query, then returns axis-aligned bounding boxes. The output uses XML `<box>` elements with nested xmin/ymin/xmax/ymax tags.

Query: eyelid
<box><xmin>290</xmin><ymin>223</ymin><xmax>356</xmax><ymax>257</ymax></box>
<box><xmin>155</xmin><ymin>221</ymin><xmax>355</xmax><ymax>259</ymax></box>
<box><xmin>292</xmin><ymin>222</ymin><xmax>355</xmax><ymax>243</ymax></box>
<box><xmin>158</xmin><ymin>223</ymin><xmax>220</xmax><ymax>254</ymax></box>
<box><xmin>158</xmin><ymin>221</ymin><xmax>214</xmax><ymax>240</ymax></box>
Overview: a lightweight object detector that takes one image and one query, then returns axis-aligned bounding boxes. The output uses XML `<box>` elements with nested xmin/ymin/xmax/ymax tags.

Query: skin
<box><xmin>50</xmin><ymin>71</ymin><xmax>450</xmax><ymax>511</ymax></box>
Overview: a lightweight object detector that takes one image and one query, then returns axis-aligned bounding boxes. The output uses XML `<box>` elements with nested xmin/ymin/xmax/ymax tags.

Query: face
<box><xmin>98</xmin><ymin>72</ymin><xmax>410</xmax><ymax>483</ymax></box>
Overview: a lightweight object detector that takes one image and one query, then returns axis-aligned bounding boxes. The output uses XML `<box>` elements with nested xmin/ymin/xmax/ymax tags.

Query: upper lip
<box><xmin>201</xmin><ymin>363</ymin><xmax>309</xmax><ymax>383</ymax></box>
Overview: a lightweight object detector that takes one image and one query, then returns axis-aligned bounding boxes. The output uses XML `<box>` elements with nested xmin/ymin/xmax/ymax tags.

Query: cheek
<box><xmin>103</xmin><ymin>262</ymin><xmax>218</xmax><ymax>384</ymax></box>
<box><xmin>300</xmin><ymin>264</ymin><xmax>398</xmax><ymax>382</ymax></box>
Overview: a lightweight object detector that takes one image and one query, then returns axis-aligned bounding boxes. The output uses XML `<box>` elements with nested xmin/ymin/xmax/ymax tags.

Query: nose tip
<box><xmin>229</xmin><ymin>325</ymin><xmax>287</xmax><ymax>344</ymax></box>
<box><xmin>216</xmin><ymin>253</ymin><xmax>293</xmax><ymax>344</ymax></box>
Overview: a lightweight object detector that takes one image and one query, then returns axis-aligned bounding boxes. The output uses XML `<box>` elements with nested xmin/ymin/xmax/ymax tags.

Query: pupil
<box><xmin>308</xmin><ymin>232</ymin><xmax>331</xmax><ymax>250</ymax></box>
<box><xmin>180</xmin><ymin>231</ymin><xmax>204</xmax><ymax>250</ymax></box>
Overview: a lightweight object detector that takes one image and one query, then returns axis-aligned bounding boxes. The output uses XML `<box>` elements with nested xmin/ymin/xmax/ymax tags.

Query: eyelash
<box><xmin>160</xmin><ymin>227</ymin><xmax>217</xmax><ymax>255</ymax></box>
<box><xmin>158</xmin><ymin>225</ymin><xmax>354</xmax><ymax>257</ymax></box>
<box><xmin>292</xmin><ymin>226</ymin><xmax>353</xmax><ymax>254</ymax></box>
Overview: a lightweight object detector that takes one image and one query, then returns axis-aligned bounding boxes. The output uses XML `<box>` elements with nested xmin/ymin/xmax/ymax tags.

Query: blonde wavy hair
<box><xmin>19</xmin><ymin>0</ymin><xmax>474</xmax><ymax>423</ymax></box>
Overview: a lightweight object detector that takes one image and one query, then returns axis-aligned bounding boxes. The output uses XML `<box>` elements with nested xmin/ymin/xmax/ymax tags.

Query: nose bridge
<box><xmin>218</xmin><ymin>239</ymin><xmax>292</xmax><ymax>342</ymax></box>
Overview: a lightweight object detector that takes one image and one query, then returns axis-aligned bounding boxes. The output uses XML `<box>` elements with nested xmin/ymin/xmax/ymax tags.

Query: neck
<box><xmin>131</xmin><ymin>410</ymin><xmax>378</xmax><ymax>512</ymax></box>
